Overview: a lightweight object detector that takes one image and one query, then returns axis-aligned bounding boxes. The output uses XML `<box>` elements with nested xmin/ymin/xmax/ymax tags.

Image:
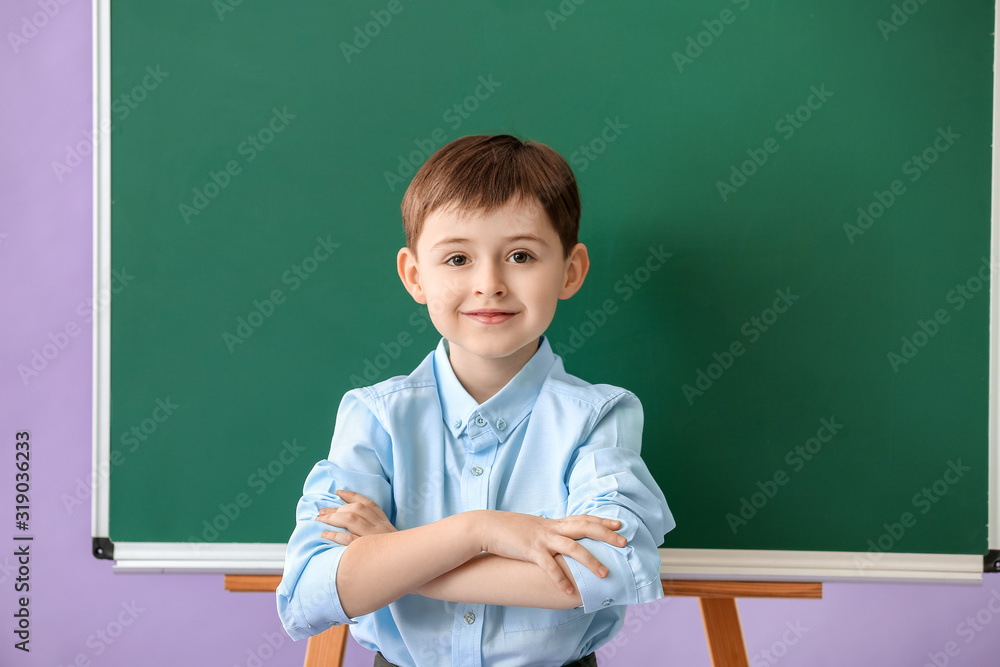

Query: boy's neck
<box><xmin>445</xmin><ymin>337</ymin><xmax>541</xmax><ymax>405</ymax></box>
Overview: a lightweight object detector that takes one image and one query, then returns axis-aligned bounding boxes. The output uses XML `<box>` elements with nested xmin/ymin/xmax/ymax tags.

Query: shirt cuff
<box><xmin>280</xmin><ymin>546</ymin><xmax>359</xmax><ymax>640</ymax></box>
<box><xmin>563</xmin><ymin>538</ymin><xmax>641</xmax><ymax>613</ymax></box>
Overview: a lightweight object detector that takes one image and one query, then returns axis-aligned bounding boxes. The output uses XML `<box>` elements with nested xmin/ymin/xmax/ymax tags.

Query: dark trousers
<box><xmin>374</xmin><ymin>650</ymin><xmax>598</xmax><ymax>666</ymax></box>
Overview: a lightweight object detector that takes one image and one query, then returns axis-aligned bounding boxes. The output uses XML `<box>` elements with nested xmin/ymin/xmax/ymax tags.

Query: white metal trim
<box><xmin>106</xmin><ymin>543</ymin><xmax>982</xmax><ymax>582</ymax></box>
<box><xmin>92</xmin><ymin>0</ymin><xmax>112</xmax><ymax>542</ymax></box>
<box><xmin>111</xmin><ymin>542</ymin><xmax>287</xmax><ymax>574</ymax></box>
<box><xmin>659</xmin><ymin>549</ymin><xmax>982</xmax><ymax>584</ymax></box>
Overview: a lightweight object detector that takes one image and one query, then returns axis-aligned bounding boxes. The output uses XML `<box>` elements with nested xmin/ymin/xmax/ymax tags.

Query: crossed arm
<box><xmin>314</xmin><ymin>490</ymin><xmax>627</xmax><ymax>618</ymax></box>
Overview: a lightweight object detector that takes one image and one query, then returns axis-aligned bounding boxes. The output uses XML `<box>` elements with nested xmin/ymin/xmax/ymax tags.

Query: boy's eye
<box><xmin>444</xmin><ymin>252</ymin><xmax>534</xmax><ymax>266</ymax></box>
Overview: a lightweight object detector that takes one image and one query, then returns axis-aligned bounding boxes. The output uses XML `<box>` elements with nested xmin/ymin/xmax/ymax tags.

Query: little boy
<box><xmin>277</xmin><ymin>134</ymin><xmax>674</xmax><ymax>666</ymax></box>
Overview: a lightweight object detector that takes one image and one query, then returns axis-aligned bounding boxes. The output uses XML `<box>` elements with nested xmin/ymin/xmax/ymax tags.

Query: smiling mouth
<box><xmin>464</xmin><ymin>311</ymin><xmax>517</xmax><ymax>323</ymax></box>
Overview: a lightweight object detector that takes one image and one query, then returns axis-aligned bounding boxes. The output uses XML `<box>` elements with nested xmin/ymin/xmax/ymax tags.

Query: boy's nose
<box><xmin>475</xmin><ymin>260</ymin><xmax>507</xmax><ymax>296</ymax></box>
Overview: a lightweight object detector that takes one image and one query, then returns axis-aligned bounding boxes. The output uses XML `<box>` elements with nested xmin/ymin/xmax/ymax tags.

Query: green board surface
<box><xmin>109</xmin><ymin>1</ymin><xmax>993</xmax><ymax>557</ymax></box>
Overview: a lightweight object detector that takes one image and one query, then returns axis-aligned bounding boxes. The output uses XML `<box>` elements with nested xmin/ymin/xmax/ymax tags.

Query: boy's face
<box><xmin>397</xmin><ymin>196</ymin><xmax>588</xmax><ymax>368</ymax></box>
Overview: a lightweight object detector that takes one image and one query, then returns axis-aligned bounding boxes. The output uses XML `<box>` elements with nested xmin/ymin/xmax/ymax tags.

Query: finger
<box><xmin>559</xmin><ymin>540</ymin><xmax>610</xmax><ymax>578</ymax></box>
<box><xmin>574</xmin><ymin>515</ymin><xmax>621</xmax><ymax>527</ymax></box>
<box><xmin>321</xmin><ymin>530</ymin><xmax>356</xmax><ymax>545</ymax></box>
<box><xmin>320</xmin><ymin>509</ymin><xmax>377</xmax><ymax>533</ymax></box>
<box><xmin>598</xmin><ymin>528</ymin><xmax>627</xmax><ymax>547</ymax></box>
<box><xmin>315</xmin><ymin>513</ymin><xmax>343</xmax><ymax>527</ymax></box>
<box><xmin>563</xmin><ymin>516</ymin><xmax>627</xmax><ymax>546</ymax></box>
<box><xmin>559</xmin><ymin>515</ymin><xmax>619</xmax><ymax>531</ymax></box>
<box><xmin>336</xmin><ymin>489</ymin><xmax>375</xmax><ymax>508</ymax></box>
<box><xmin>539</xmin><ymin>556</ymin><xmax>575</xmax><ymax>595</ymax></box>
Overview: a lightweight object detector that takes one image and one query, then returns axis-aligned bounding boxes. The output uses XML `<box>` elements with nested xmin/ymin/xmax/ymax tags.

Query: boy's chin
<box><xmin>453</xmin><ymin>338</ymin><xmax>538</xmax><ymax>358</ymax></box>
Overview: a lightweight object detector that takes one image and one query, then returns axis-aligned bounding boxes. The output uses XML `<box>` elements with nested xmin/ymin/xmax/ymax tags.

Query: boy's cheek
<box><xmin>408</xmin><ymin>310</ymin><xmax>429</xmax><ymax>333</ymax></box>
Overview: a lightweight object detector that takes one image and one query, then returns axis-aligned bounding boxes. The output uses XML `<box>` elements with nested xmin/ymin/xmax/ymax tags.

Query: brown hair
<box><xmin>400</xmin><ymin>134</ymin><xmax>580</xmax><ymax>260</ymax></box>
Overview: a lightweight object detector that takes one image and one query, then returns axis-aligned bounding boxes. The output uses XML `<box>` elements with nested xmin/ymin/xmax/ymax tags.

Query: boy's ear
<box><xmin>397</xmin><ymin>247</ymin><xmax>427</xmax><ymax>304</ymax></box>
<box><xmin>558</xmin><ymin>243</ymin><xmax>590</xmax><ymax>300</ymax></box>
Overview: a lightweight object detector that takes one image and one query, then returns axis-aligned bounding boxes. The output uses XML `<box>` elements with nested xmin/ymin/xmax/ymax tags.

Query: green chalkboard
<box><xmin>103</xmin><ymin>0</ymin><xmax>993</xmax><ymax>565</ymax></box>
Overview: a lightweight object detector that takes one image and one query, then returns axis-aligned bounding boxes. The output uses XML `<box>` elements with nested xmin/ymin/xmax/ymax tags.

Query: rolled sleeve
<box><xmin>276</xmin><ymin>388</ymin><xmax>394</xmax><ymax>640</ymax></box>
<box><xmin>277</xmin><ymin>533</ymin><xmax>354</xmax><ymax>640</ymax></box>
<box><xmin>562</xmin><ymin>391</ymin><xmax>675</xmax><ymax>613</ymax></box>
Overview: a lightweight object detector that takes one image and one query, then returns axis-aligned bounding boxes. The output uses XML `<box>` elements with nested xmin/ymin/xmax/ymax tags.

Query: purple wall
<box><xmin>2</xmin><ymin>2</ymin><xmax>999</xmax><ymax>665</ymax></box>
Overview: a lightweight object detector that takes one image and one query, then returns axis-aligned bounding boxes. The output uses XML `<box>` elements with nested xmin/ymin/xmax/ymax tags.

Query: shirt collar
<box><xmin>434</xmin><ymin>335</ymin><xmax>556</xmax><ymax>444</ymax></box>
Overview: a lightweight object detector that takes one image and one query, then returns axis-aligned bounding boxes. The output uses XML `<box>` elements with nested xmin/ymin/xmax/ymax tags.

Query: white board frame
<box><xmin>92</xmin><ymin>0</ymin><xmax>998</xmax><ymax>580</ymax></box>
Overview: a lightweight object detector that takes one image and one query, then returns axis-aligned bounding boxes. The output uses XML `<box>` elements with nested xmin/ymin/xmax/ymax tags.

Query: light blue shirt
<box><xmin>276</xmin><ymin>334</ymin><xmax>674</xmax><ymax>666</ymax></box>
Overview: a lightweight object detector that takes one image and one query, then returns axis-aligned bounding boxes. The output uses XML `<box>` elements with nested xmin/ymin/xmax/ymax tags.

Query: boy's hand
<box><xmin>475</xmin><ymin>510</ymin><xmax>626</xmax><ymax>595</ymax></box>
<box><xmin>315</xmin><ymin>489</ymin><xmax>396</xmax><ymax>545</ymax></box>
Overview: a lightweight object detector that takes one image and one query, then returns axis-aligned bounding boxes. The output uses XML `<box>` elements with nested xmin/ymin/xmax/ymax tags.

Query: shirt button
<box><xmin>464</xmin><ymin>611</ymin><xmax>476</xmax><ymax>624</ymax></box>
<box><xmin>475</xmin><ymin>416</ymin><xmax>486</xmax><ymax>426</ymax></box>
<box><xmin>471</xmin><ymin>466</ymin><xmax>483</xmax><ymax>476</ymax></box>
<box><xmin>453</xmin><ymin>418</ymin><xmax>462</xmax><ymax>428</ymax></box>
<box><xmin>602</xmin><ymin>598</ymin><xmax>614</xmax><ymax>607</ymax></box>
<box><xmin>497</xmin><ymin>418</ymin><xmax>506</xmax><ymax>430</ymax></box>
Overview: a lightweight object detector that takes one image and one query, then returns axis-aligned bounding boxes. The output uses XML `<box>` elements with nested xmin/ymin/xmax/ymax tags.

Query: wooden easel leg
<box><xmin>303</xmin><ymin>624</ymin><xmax>349</xmax><ymax>667</ymax></box>
<box><xmin>699</xmin><ymin>597</ymin><xmax>750</xmax><ymax>667</ymax></box>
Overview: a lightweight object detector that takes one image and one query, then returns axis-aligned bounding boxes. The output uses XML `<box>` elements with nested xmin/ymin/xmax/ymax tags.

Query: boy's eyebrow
<box><xmin>430</xmin><ymin>234</ymin><xmax>548</xmax><ymax>250</ymax></box>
